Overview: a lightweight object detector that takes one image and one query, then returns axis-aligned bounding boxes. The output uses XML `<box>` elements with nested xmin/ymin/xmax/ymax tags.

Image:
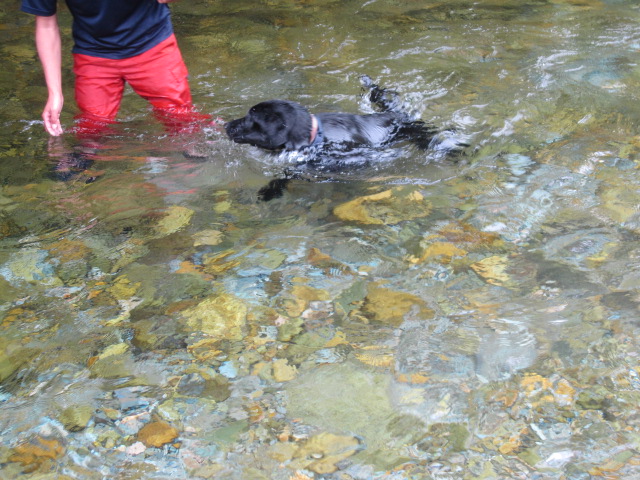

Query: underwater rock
<box><xmin>541</xmin><ymin>229</ymin><xmax>614</xmax><ymax>270</ymax></box>
<box><xmin>107</xmin><ymin>275</ymin><xmax>141</xmax><ymax>301</ymax></box>
<box><xmin>182</xmin><ymin>293</ymin><xmax>248</xmax><ymax>340</ymax></box>
<box><xmin>272</xmin><ymin>358</ymin><xmax>298</xmax><ymax>382</ymax></box>
<box><xmin>236</xmin><ymin>248</ymin><xmax>287</xmax><ymax>277</ymax></box>
<box><xmin>153</xmin><ymin>205</ymin><xmax>194</xmax><ymax>237</ymax></box>
<box><xmin>307</xmin><ymin>247</ymin><xmax>354</xmax><ymax>275</ymax></box>
<box><xmin>409</xmin><ymin>222</ymin><xmax>504</xmax><ymax>265</ymax></box>
<box><xmin>9</xmin><ymin>436</ymin><xmax>65</xmax><ymax>473</ymax></box>
<box><xmin>438</xmin><ymin>222</ymin><xmax>505</xmax><ymax>250</ymax></box>
<box><xmin>470</xmin><ymin>255</ymin><xmax>511</xmax><ymax>287</ymax></box>
<box><xmin>353</xmin><ymin>345</ymin><xmax>395</xmax><ymax>368</ymax></box>
<box><xmin>137</xmin><ymin>420</ymin><xmax>179</xmax><ymax>448</ymax></box>
<box><xmin>177</xmin><ymin>371</ymin><xmax>231</xmax><ymax>402</ymax></box>
<box><xmin>59</xmin><ymin>405</ymin><xmax>93</xmax><ymax>432</ymax></box>
<box><xmin>0</xmin><ymin>212</ymin><xmax>24</xmax><ymax>239</ymax></box>
<box><xmin>419</xmin><ymin>423</ymin><xmax>470</xmax><ymax>454</ymax></box>
<box><xmin>202</xmin><ymin>250</ymin><xmax>241</xmax><ymax>276</ymax></box>
<box><xmin>286</xmin><ymin>360</ymin><xmax>402</xmax><ymax>469</ymax></box>
<box><xmin>289</xmin><ymin>432</ymin><xmax>360</xmax><ymax>474</ymax></box>
<box><xmin>408</xmin><ymin>241</ymin><xmax>467</xmax><ymax>265</ymax></box>
<box><xmin>284</xmin><ymin>284</ymin><xmax>331</xmax><ymax>318</ymax></box>
<box><xmin>108</xmin><ymin>239</ymin><xmax>150</xmax><ymax>273</ymax></box>
<box><xmin>0</xmin><ymin>248</ymin><xmax>62</xmax><ymax>287</ymax></box>
<box><xmin>0</xmin><ymin>276</ymin><xmax>18</xmax><ymax>302</ymax></box>
<box><xmin>125</xmin><ymin>441</ymin><xmax>147</xmax><ymax>456</ymax></box>
<box><xmin>598</xmin><ymin>184</ymin><xmax>640</xmax><ymax>224</ymax></box>
<box><xmin>192</xmin><ymin>229</ymin><xmax>224</xmax><ymax>246</ymax></box>
<box><xmin>46</xmin><ymin>238</ymin><xmax>90</xmax><ymax>263</ymax></box>
<box><xmin>361</xmin><ymin>282</ymin><xmax>434</xmax><ymax>326</ymax></box>
<box><xmin>333</xmin><ymin>186</ymin><xmax>432</xmax><ymax>225</ymax></box>
<box><xmin>0</xmin><ymin>345</ymin><xmax>37</xmax><ymax>383</ymax></box>
<box><xmin>88</xmin><ymin>343</ymin><xmax>135</xmax><ymax>379</ymax></box>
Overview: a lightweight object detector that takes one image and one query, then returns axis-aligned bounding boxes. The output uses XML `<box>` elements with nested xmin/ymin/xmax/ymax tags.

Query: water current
<box><xmin>1</xmin><ymin>1</ymin><xmax>640</xmax><ymax>478</ymax></box>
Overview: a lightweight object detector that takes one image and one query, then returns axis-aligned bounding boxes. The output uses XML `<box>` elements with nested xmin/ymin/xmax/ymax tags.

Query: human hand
<box><xmin>43</xmin><ymin>93</ymin><xmax>64</xmax><ymax>136</ymax></box>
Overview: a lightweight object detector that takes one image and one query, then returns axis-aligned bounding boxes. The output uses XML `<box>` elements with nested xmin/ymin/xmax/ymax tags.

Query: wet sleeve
<box><xmin>21</xmin><ymin>0</ymin><xmax>57</xmax><ymax>16</ymax></box>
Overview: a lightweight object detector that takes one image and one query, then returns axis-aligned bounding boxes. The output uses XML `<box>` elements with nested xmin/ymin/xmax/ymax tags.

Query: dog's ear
<box><xmin>282</xmin><ymin>102</ymin><xmax>313</xmax><ymax>150</ymax></box>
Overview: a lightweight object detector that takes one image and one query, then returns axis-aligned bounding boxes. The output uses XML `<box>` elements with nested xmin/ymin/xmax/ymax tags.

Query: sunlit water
<box><xmin>2</xmin><ymin>1</ymin><xmax>640</xmax><ymax>478</ymax></box>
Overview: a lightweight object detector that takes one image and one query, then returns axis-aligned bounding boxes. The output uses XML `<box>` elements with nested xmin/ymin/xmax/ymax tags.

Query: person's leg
<box><xmin>72</xmin><ymin>53</ymin><xmax>126</xmax><ymax>136</ymax></box>
<box><xmin>123</xmin><ymin>34</ymin><xmax>210</xmax><ymax>134</ymax></box>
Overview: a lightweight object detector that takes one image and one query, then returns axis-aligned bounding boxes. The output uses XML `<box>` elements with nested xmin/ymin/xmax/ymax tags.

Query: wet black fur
<box><xmin>225</xmin><ymin>79</ymin><xmax>436</xmax><ymax>153</ymax></box>
<box><xmin>225</xmin><ymin>77</ymin><xmax>449</xmax><ymax>200</ymax></box>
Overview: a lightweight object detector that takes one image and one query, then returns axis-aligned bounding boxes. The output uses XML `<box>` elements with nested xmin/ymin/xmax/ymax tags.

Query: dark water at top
<box><xmin>1</xmin><ymin>1</ymin><xmax>640</xmax><ymax>479</ymax></box>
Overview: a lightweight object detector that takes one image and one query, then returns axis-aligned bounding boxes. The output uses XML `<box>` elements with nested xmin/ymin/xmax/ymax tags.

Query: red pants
<box><xmin>73</xmin><ymin>34</ymin><xmax>209</xmax><ymax>136</ymax></box>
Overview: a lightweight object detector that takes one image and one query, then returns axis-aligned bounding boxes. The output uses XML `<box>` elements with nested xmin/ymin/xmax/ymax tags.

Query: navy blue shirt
<box><xmin>21</xmin><ymin>0</ymin><xmax>174</xmax><ymax>59</ymax></box>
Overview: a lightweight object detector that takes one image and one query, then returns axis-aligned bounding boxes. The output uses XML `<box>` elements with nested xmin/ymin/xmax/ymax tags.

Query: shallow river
<box><xmin>1</xmin><ymin>1</ymin><xmax>640</xmax><ymax>479</ymax></box>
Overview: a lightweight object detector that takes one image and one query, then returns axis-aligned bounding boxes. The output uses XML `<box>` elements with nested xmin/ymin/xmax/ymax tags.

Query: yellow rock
<box><xmin>186</xmin><ymin>338</ymin><xmax>222</xmax><ymax>363</ymax></box>
<box><xmin>9</xmin><ymin>436</ymin><xmax>65</xmax><ymax>473</ymax></box>
<box><xmin>214</xmin><ymin>200</ymin><xmax>231</xmax><ymax>213</ymax></box>
<box><xmin>98</xmin><ymin>343</ymin><xmax>129</xmax><ymax>359</ymax></box>
<box><xmin>284</xmin><ymin>285</ymin><xmax>331</xmax><ymax>317</ymax></box>
<box><xmin>438</xmin><ymin>222</ymin><xmax>504</xmax><ymax>249</ymax></box>
<box><xmin>137</xmin><ymin>421</ymin><xmax>179</xmax><ymax>448</ymax></box>
<box><xmin>396</xmin><ymin>373</ymin><xmax>430</xmax><ymax>384</ymax></box>
<box><xmin>272</xmin><ymin>358</ymin><xmax>297</xmax><ymax>382</ymax></box>
<box><xmin>108</xmin><ymin>275</ymin><xmax>141</xmax><ymax>300</ymax></box>
<box><xmin>409</xmin><ymin>241</ymin><xmax>468</xmax><ymax>264</ymax></box>
<box><xmin>307</xmin><ymin>247</ymin><xmax>332</xmax><ymax>264</ymax></box>
<box><xmin>354</xmin><ymin>346</ymin><xmax>394</xmax><ymax>368</ymax></box>
<box><xmin>175</xmin><ymin>260</ymin><xmax>208</xmax><ymax>277</ymax></box>
<box><xmin>470</xmin><ymin>256</ymin><xmax>511</xmax><ymax>287</ymax></box>
<box><xmin>498</xmin><ymin>436</ymin><xmax>521</xmax><ymax>455</ymax></box>
<box><xmin>202</xmin><ymin>250</ymin><xmax>241</xmax><ymax>276</ymax></box>
<box><xmin>182</xmin><ymin>294</ymin><xmax>247</xmax><ymax>340</ymax></box>
<box><xmin>599</xmin><ymin>185</ymin><xmax>640</xmax><ymax>224</ymax></box>
<box><xmin>334</xmin><ymin>187</ymin><xmax>432</xmax><ymax>225</ymax></box>
<box><xmin>193</xmin><ymin>229</ymin><xmax>224</xmax><ymax>246</ymax></box>
<box><xmin>269</xmin><ymin>442</ymin><xmax>298</xmax><ymax>463</ymax></box>
<box><xmin>290</xmin><ymin>433</ymin><xmax>360</xmax><ymax>474</ymax></box>
<box><xmin>408</xmin><ymin>222</ymin><xmax>503</xmax><ymax>265</ymax></box>
<box><xmin>361</xmin><ymin>283</ymin><xmax>434</xmax><ymax>326</ymax></box>
<box><xmin>521</xmin><ymin>373</ymin><xmax>553</xmax><ymax>395</ymax></box>
<box><xmin>323</xmin><ymin>330</ymin><xmax>349</xmax><ymax>348</ymax></box>
<box><xmin>553</xmin><ymin>378</ymin><xmax>576</xmax><ymax>406</ymax></box>
<box><xmin>47</xmin><ymin>239</ymin><xmax>90</xmax><ymax>263</ymax></box>
<box><xmin>154</xmin><ymin>205</ymin><xmax>194</xmax><ymax>236</ymax></box>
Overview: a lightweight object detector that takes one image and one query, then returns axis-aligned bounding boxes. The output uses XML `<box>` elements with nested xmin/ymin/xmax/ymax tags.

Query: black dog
<box><xmin>225</xmin><ymin>77</ymin><xmax>436</xmax><ymax>154</ymax></box>
<box><xmin>225</xmin><ymin>77</ymin><xmax>462</xmax><ymax>200</ymax></box>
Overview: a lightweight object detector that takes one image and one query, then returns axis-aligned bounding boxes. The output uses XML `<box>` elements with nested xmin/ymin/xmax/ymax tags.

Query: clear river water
<box><xmin>1</xmin><ymin>1</ymin><xmax>640</xmax><ymax>479</ymax></box>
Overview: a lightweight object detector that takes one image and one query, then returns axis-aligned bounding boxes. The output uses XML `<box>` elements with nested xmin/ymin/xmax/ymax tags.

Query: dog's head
<box><xmin>225</xmin><ymin>100</ymin><xmax>313</xmax><ymax>151</ymax></box>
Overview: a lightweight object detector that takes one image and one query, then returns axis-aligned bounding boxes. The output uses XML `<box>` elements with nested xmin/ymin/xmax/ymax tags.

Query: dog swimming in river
<box><xmin>225</xmin><ymin>76</ymin><xmax>466</xmax><ymax>199</ymax></box>
<box><xmin>225</xmin><ymin>75</ymin><xmax>439</xmax><ymax>155</ymax></box>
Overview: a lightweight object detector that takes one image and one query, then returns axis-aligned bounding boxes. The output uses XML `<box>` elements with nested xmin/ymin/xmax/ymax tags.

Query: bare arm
<box><xmin>35</xmin><ymin>15</ymin><xmax>64</xmax><ymax>136</ymax></box>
